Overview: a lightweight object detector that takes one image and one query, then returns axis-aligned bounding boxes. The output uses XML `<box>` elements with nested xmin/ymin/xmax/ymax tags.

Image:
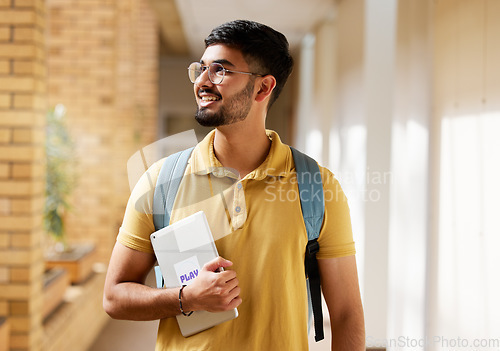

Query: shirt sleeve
<box><xmin>116</xmin><ymin>159</ymin><xmax>163</xmax><ymax>254</ymax></box>
<box><xmin>316</xmin><ymin>167</ymin><xmax>356</xmax><ymax>259</ymax></box>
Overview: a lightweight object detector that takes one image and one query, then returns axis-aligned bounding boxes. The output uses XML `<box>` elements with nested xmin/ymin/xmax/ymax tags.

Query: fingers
<box><xmin>213</xmin><ymin>283</ymin><xmax>241</xmax><ymax>312</ymax></box>
<box><xmin>185</xmin><ymin>256</ymin><xmax>242</xmax><ymax>312</ymax></box>
<box><xmin>189</xmin><ymin>278</ymin><xmax>241</xmax><ymax>313</ymax></box>
<box><xmin>203</xmin><ymin>256</ymin><xmax>233</xmax><ymax>273</ymax></box>
<box><xmin>219</xmin><ymin>276</ymin><xmax>241</xmax><ymax>311</ymax></box>
<box><xmin>219</xmin><ymin>269</ymin><xmax>237</xmax><ymax>282</ymax></box>
<box><xmin>226</xmin><ymin>295</ymin><xmax>242</xmax><ymax>310</ymax></box>
<box><xmin>224</xmin><ymin>275</ymin><xmax>239</xmax><ymax>292</ymax></box>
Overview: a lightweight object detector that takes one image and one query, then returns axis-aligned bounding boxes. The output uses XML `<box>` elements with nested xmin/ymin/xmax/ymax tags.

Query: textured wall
<box><xmin>0</xmin><ymin>0</ymin><xmax>46</xmax><ymax>349</ymax></box>
<box><xmin>46</xmin><ymin>0</ymin><xmax>158</xmax><ymax>263</ymax></box>
<box><xmin>0</xmin><ymin>0</ymin><xmax>159</xmax><ymax>349</ymax></box>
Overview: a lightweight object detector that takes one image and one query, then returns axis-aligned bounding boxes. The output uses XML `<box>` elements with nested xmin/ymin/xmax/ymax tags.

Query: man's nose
<box><xmin>196</xmin><ymin>68</ymin><xmax>213</xmax><ymax>87</ymax></box>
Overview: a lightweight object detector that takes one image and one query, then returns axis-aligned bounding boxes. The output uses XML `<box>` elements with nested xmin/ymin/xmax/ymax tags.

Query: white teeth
<box><xmin>201</xmin><ymin>96</ymin><xmax>220</xmax><ymax>102</ymax></box>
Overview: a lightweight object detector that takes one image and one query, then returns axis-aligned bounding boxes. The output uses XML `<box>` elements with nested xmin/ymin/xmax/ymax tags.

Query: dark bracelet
<box><xmin>179</xmin><ymin>285</ymin><xmax>193</xmax><ymax>317</ymax></box>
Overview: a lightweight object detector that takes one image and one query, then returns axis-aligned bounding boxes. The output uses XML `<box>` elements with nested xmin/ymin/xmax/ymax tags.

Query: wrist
<box><xmin>179</xmin><ymin>285</ymin><xmax>196</xmax><ymax>314</ymax></box>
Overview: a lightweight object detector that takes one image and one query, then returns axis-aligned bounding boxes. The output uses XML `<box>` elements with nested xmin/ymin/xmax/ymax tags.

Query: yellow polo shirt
<box><xmin>117</xmin><ymin>130</ymin><xmax>356</xmax><ymax>351</ymax></box>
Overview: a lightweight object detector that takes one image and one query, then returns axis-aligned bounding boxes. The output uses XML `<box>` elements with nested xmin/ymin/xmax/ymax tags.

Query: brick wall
<box><xmin>0</xmin><ymin>1</ymin><xmax>46</xmax><ymax>350</ymax></box>
<box><xmin>0</xmin><ymin>0</ymin><xmax>158</xmax><ymax>349</ymax></box>
<box><xmin>47</xmin><ymin>0</ymin><xmax>158</xmax><ymax>263</ymax></box>
<box><xmin>113</xmin><ymin>0</ymin><xmax>158</xmax><ymax>258</ymax></box>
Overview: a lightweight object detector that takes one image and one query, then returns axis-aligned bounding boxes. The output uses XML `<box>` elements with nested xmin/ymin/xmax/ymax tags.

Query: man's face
<box><xmin>194</xmin><ymin>44</ymin><xmax>257</xmax><ymax>127</ymax></box>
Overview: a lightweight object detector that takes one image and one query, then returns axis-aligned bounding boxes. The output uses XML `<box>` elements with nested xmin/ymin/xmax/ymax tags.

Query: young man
<box><xmin>104</xmin><ymin>20</ymin><xmax>365</xmax><ymax>350</ymax></box>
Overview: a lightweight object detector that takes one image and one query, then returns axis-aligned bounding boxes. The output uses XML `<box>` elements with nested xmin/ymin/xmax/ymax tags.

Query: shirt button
<box><xmin>235</xmin><ymin>206</ymin><xmax>241</xmax><ymax>213</ymax></box>
<box><xmin>237</xmin><ymin>183</ymin><xmax>243</xmax><ymax>189</ymax></box>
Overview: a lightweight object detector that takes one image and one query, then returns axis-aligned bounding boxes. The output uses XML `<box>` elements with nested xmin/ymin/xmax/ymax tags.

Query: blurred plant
<box><xmin>44</xmin><ymin>104</ymin><xmax>78</xmax><ymax>253</ymax></box>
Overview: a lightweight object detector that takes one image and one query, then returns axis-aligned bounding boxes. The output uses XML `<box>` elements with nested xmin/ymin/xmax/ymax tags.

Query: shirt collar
<box><xmin>189</xmin><ymin>129</ymin><xmax>293</xmax><ymax>180</ymax></box>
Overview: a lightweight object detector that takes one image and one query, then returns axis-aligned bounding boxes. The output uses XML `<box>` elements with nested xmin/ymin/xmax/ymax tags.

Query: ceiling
<box><xmin>149</xmin><ymin>0</ymin><xmax>337</xmax><ymax>57</ymax></box>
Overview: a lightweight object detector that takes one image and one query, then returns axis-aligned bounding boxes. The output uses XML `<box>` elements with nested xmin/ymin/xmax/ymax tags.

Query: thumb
<box><xmin>203</xmin><ymin>256</ymin><xmax>233</xmax><ymax>272</ymax></box>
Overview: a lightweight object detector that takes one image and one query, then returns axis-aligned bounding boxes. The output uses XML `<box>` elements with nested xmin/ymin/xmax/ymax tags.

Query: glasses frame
<box><xmin>188</xmin><ymin>62</ymin><xmax>263</xmax><ymax>85</ymax></box>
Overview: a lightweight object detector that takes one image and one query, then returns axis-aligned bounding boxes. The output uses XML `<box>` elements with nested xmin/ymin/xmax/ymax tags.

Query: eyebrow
<box><xmin>199</xmin><ymin>59</ymin><xmax>236</xmax><ymax>68</ymax></box>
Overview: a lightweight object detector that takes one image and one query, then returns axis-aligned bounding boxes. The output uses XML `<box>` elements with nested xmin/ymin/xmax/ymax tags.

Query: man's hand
<box><xmin>181</xmin><ymin>256</ymin><xmax>242</xmax><ymax>313</ymax></box>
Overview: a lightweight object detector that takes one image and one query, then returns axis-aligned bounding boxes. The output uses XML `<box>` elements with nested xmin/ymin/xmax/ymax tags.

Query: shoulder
<box><xmin>148</xmin><ymin>157</ymin><xmax>166</xmax><ymax>180</ymax></box>
<box><xmin>318</xmin><ymin>166</ymin><xmax>350</xmax><ymax>204</ymax></box>
<box><xmin>318</xmin><ymin>165</ymin><xmax>335</xmax><ymax>183</ymax></box>
<box><xmin>318</xmin><ymin>165</ymin><xmax>340</xmax><ymax>188</ymax></box>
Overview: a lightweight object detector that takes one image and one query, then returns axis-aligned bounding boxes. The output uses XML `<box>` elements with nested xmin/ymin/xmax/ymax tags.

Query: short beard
<box><xmin>195</xmin><ymin>80</ymin><xmax>254</xmax><ymax>127</ymax></box>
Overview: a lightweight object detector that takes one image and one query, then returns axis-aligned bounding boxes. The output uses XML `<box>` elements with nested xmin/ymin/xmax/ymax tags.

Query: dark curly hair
<box><xmin>205</xmin><ymin>20</ymin><xmax>294</xmax><ymax>109</ymax></box>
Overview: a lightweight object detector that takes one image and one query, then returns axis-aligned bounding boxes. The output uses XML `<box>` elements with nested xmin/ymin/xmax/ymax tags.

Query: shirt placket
<box><xmin>231</xmin><ymin>180</ymin><xmax>247</xmax><ymax>230</ymax></box>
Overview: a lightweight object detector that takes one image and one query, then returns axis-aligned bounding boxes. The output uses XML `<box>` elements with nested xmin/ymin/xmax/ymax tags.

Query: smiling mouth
<box><xmin>200</xmin><ymin>96</ymin><xmax>221</xmax><ymax>102</ymax></box>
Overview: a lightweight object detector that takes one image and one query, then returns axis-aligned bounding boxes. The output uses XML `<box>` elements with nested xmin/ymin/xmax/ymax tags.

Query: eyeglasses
<box><xmin>187</xmin><ymin>62</ymin><xmax>262</xmax><ymax>85</ymax></box>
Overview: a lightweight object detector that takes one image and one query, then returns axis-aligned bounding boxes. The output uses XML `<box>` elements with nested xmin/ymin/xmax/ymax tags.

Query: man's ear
<box><xmin>255</xmin><ymin>75</ymin><xmax>276</xmax><ymax>103</ymax></box>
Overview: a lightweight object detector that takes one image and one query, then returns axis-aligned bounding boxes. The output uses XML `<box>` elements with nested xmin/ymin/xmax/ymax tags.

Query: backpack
<box><xmin>152</xmin><ymin>146</ymin><xmax>325</xmax><ymax>342</ymax></box>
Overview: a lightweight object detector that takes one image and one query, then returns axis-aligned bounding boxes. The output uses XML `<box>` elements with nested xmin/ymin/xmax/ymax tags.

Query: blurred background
<box><xmin>0</xmin><ymin>0</ymin><xmax>499</xmax><ymax>350</ymax></box>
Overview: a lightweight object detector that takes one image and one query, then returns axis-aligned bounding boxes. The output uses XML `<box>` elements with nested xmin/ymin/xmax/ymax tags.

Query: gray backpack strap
<box><xmin>290</xmin><ymin>147</ymin><xmax>325</xmax><ymax>241</ymax></box>
<box><xmin>290</xmin><ymin>146</ymin><xmax>325</xmax><ymax>342</ymax></box>
<box><xmin>153</xmin><ymin>147</ymin><xmax>195</xmax><ymax>231</ymax></box>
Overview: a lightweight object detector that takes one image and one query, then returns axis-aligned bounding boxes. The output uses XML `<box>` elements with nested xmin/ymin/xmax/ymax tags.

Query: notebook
<box><xmin>150</xmin><ymin>211</ymin><xmax>238</xmax><ymax>337</ymax></box>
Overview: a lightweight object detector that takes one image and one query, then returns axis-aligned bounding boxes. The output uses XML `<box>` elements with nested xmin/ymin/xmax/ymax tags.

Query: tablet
<box><xmin>150</xmin><ymin>211</ymin><xmax>238</xmax><ymax>337</ymax></box>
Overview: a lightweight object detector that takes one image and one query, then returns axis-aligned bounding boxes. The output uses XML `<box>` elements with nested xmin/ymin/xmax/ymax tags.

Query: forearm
<box><xmin>331</xmin><ymin>311</ymin><xmax>365</xmax><ymax>351</ymax></box>
<box><xmin>103</xmin><ymin>255</ymin><xmax>241</xmax><ymax>320</ymax></box>
<box><xmin>104</xmin><ymin>282</ymin><xmax>181</xmax><ymax>321</ymax></box>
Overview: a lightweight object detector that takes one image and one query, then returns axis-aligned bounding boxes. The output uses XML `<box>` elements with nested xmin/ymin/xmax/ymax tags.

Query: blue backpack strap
<box><xmin>290</xmin><ymin>146</ymin><xmax>325</xmax><ymax>342</ymax></box>
<box><xmin>153</xmin><ymin>147</ymin><xmax>194</xmax><ymax>232</ymax></box>
<box><xmin>152</xmin><ymin>147</ymin><xmax>194</xmax><ymax>289</ymax></box>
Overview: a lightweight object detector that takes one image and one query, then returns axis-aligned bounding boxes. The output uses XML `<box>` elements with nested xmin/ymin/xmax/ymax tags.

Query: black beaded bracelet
<box><xmin>179</xmin><ymin>285</ymin><xmax>193</xmax><ymax>317</ymax></box>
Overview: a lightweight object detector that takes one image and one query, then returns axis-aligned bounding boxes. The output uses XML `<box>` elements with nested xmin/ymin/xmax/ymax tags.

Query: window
<box><xmin>437</xmin><ymin>111</ymin><xmax>500</xmax><ymax>340</ymax></box>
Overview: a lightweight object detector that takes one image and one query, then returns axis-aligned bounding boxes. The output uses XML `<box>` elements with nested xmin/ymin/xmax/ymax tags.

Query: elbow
<box><xmin>103</xmin><ymin>290</ymin><xmax>121</xmax><ymax>319</ymax></box>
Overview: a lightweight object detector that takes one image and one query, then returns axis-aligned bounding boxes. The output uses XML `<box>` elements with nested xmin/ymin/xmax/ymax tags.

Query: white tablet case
<box><xmin>150</xmin><ymin>211</ymin><xmax>238</xmax><ymax>337</ymax></box>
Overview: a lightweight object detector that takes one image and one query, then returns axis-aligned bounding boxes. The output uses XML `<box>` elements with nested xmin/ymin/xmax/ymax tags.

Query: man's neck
<box><xmin>213</xmin><ymin>122</ymin><xmax>271</xmax><ymax>179</ymax></box>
